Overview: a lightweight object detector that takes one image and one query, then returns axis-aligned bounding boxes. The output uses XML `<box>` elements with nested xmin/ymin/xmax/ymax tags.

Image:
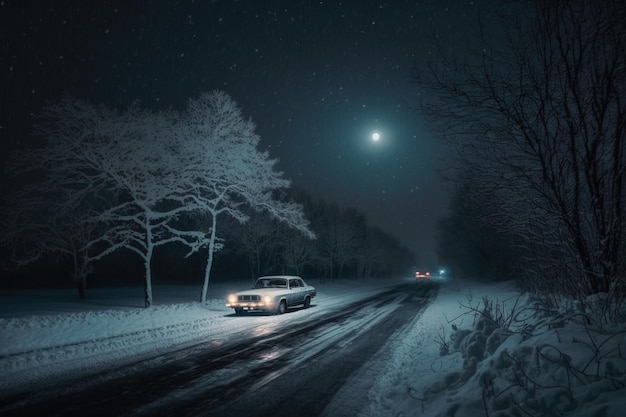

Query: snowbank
<box><xmin>363</xmin><ymin>279</ymin><xmax>626</xmax><ymax>417</ymax></box>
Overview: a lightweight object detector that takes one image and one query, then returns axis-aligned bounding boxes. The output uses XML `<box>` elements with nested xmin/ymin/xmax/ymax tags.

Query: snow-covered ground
<box><xmin>0</xmin><ymin>277</ymin><xmax>402</xmax><ymax>397</ymax></box>
<box><xmin>1</xmin><ymin>276</ymin><xmax>625</xmax><ymax>416</ymax></box>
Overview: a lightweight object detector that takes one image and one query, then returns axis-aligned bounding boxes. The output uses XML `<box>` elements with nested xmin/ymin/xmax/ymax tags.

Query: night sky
<box><xmin>1</xmin><ymin>1</ymin><xmax>483</xmax><ymax>266</ymax></box>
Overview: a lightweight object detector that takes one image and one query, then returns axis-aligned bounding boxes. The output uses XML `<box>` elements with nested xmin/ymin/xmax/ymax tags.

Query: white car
<box><xmin>226</xmin><ymin>275</ymin><xmax>317</xmax><ymax>315</ymax></box>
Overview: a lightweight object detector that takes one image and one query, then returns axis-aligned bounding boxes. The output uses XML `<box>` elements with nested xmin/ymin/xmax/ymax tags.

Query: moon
<box><xmin>371</xmin><ymin>132</ymin><xmax>381</xmax><ymax>141</ymax></box>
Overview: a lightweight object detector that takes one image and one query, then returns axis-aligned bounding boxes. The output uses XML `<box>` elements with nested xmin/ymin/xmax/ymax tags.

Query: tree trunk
<box><xmin>77</xmin><ymin>277</ymin><xmax>86</xmax><ymax>299</ymax></box>
<box><xmin>72</xmin><ymin>247</ymin><xmax>88</xmax><ymax>299</ymax></box>
<box><xmin>144</xmin><ymin>252</ymin><xmax>153</xmax><ymax>308</ymax></box>
<box><xmin>144</xmin><ymin>219</ymin><xmax>154</xmax><ymax>308</ymax></box>
<box><xmin>201</xmin><ymin>214</ymin><xmax>217</xmax><ymax>303</ymax></box>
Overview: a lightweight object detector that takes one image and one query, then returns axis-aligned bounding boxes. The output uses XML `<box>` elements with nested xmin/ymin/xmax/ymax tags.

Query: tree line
<box><xmin>0</xmin><ymin>91</ymin><xmax>414</xmax><ymax>306</ymax></box>
<box><xmin>220</xmin><ymin>192</ymin><xmax>415</xmax><ymax>283</ymax></box>
<box><xmin>416</xmin><ymin>0</ymin><xmax>625</xmax><ymax>314</ymax></box>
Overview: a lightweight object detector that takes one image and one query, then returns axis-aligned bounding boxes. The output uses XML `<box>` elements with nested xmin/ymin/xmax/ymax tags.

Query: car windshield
<box><xmin>254</xmin><ymin>278</ymin><xmax>288</xmax><ymax>288</ymax></box>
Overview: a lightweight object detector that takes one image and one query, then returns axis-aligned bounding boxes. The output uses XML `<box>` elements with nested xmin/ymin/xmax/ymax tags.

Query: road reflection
<box><xmin>252</xmin><ymin>324</ymin><xmax>276</xmax><ymax>338</ymax></box>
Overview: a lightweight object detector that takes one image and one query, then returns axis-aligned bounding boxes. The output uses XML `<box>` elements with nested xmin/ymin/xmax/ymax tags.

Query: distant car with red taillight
<box><xmin>415</xmin><ymin>270</ymin><xmax>430</xmax><ymax>279</ymax></box>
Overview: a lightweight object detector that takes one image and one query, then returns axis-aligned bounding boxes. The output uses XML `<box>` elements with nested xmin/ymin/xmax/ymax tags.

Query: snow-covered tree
<box><xmin>19</xmin><ymin>99</ymin><xmax>207</xmax><ymax>306</ymax></box>
<box><xmin>6</xmin><ymin>91</ymin><xmax>314</xmax><ymax>306</ymax></box>
<box><xmin>4</xmin><ymin>91</ymin><xmax>314</xmax><ymax>307</ymax></box>
<box><xmin>179</xmin><ymin>92</ymin><xmax>315</xmax><ymax>302</ymax></box>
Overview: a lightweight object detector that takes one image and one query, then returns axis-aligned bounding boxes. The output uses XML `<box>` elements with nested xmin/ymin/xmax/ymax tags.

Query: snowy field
<box><xmin>1</xmin><ymin>277</ymin><xmax>626</xmax><ymax>416</ymax></box>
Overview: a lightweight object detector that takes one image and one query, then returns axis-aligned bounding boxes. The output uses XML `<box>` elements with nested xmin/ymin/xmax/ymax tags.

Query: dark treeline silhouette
<box><xmin>220</xmin><ymin>189</ymin><xmax>416</xmax><ymax>283</ymax></box>
<box><xmin>0</xmin><ymin>188</ymin><xmax>415</xmax><ymax>291</ymax></box>
<box><xmin>416</xmin><ymin>0</ymin><xmax>625</xmax><ymax>315</ymax></box>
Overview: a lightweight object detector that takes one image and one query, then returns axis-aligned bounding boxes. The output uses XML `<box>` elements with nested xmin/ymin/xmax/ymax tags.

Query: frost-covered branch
<box><xmin>4</xmin><ymin>91</ymin><xmax>314</xmax><ymax>307</ymax></box>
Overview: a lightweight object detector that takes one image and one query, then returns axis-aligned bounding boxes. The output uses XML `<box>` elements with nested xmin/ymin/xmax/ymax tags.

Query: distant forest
<box><xmin>3</xmin><ymin>189</ymin><xmax>415</xmax><ymax>289</ymax></box>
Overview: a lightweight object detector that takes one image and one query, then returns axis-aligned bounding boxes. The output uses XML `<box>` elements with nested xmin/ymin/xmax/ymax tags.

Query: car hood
<box><xmin>234</xmin><ymin>288</ymin><xmax>293</xmax><ymax>296</ymax></box>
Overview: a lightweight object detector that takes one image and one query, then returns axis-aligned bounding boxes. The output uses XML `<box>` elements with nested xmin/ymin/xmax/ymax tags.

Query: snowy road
<box><xmin>0</xmin><ymin>281</ymin><xmax>438</xmax><ymax>416</ymax></box>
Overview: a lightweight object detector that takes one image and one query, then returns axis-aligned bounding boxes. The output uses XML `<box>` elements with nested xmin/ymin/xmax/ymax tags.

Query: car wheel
<box><xmin>276</xmin><ymin>300</ymin><xmax>287</xmax><ymax>315</ymax></box>
<box><xmin>303</xmin><ymin>296</ymin><xmax>311</xmax><ymax>309</ymax></box>
<box><xmin>234</xmin><ymin>308</ymin><xmax>244</xmax><ymax>315</ymax></box>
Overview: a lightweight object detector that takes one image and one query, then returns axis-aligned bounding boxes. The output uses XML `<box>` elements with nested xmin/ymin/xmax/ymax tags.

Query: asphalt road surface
<box><xmin>0</xmin><ymin>281</ymin><xmax>438</xmax><ymax>417</ymax></box>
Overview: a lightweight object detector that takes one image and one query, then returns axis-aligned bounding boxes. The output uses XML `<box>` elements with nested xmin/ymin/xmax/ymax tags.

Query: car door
<box><xmin>297</xmin><ymin>278</ymin><xmax>311</xmax><ymax>300</ymax></box>
<box><xmin>288</xmin><ymin>278</ymin><xmax>303</xmax><ymax>305</ymax></box>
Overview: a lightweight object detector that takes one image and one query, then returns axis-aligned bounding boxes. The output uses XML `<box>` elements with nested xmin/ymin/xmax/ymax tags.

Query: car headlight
<box><xmin>263</xmin><ymin>295</ymin><xmax>272</xmax><ymax>304</ymax></box>
<box><xmin>227</xmin><ymin>294</ymin><xmax>237</xmax><ymax>303</ymax></box>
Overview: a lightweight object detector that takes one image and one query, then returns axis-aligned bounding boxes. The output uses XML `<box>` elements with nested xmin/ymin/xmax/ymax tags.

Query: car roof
<box><xmin>257</xmin><ymin>275</ymin><xmax>302</xmax><ymax>280</ymax></box>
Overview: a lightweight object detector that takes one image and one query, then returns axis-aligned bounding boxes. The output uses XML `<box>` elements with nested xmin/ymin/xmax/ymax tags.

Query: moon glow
<box><xmin>372</xmin><ymin>132</ymin><xmax>381</xmax><ymax>141</ymax></box>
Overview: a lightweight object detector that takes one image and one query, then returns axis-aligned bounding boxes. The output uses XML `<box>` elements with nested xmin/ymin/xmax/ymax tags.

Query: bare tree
<box><xmin>277</xmin><ymin>221</ymin><xmax>317</xmax><ymax>276</ymax></box>
<box><xmin>309</xmin><ymin>202</ymin><xmax>341</xmax><ymax>281</ymax></box>
<box><xmin>332</xmin><ymin>207</ymin><xmax>367</xmax><ymax>278</ymax></box>
<box><xmin>2</xmin><ymin>144</ymin><xmax>111</xmax><ymax>298</ymax></box>
<box><xmin>311</xmin><ymin>203</ymin><xmax>364</xmax><ymax>280</ymax></box>
<box><xmin>225</xmin><ymin>210</ymin><xmax>284</xmax><ymax>279</ymax></box>
<box><xmin>1</xmin><ymin>194</ymin><xmax>74</xmax><ymax>294</ymax></box>
<box><xmin>415</xmin><ymin>0</ymin><xmax>626</xmax><ymax>298</ymax></box>
<box><xmin>436</xmin><ymin>179</ymin><xmax>529</xmax><ymax>282</ymax></box>
<box><xmin>18</xmin><ymin>98</ymin><xmax>209</xmax><ymax>306</ymax></box>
